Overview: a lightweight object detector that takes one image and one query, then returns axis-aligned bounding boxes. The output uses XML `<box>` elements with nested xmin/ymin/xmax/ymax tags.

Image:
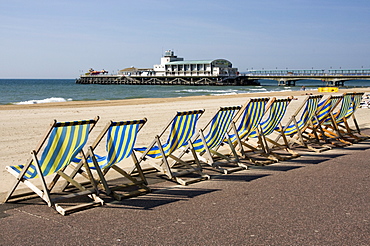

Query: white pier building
<box><xmin>119</xmin><ymin>50</ymin><xmax>238</xmax><ymax>77</ymax></box>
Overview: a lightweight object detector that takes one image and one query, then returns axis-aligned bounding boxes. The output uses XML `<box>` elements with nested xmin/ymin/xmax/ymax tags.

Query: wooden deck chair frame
<box><xmin>227</xmin><ymin>97</ymin><xmax>271</xmax><ymax>164</ymax></box>
<box><xmin>314</xmin><ymin>93</ymin><xmax>363</xmax><ymax>144</ymax></box>
<box><xmin>273</xmin><ymin>95</ymin><xmax>327</xmax><ymax>152</ymax></box>
<box><xmin>3</xmin><ymin>117</ymin><xmax>103</xmax><ymax>215</ymax></box>
<box><xmin>332</xmin><ymin>92</ymin><xmax>369</xmax><ymax>142</ymax></box>
<box><xmin>66</xmin><ymin>119</ymin><xmax>150</xmax><ymax>200</ymax></box>
<box><xmin>176</xmin><ymin>106</ymin><xmax>245</xmax><ymax>174</ymax></box>
<box><xmin>321</xmin><ymin>93</ymin><xmax>355</xmax><ymax>143</ymax></box>
<box><xmin>245</xmin><ymin>97</ymin><xmax>300</xmax><ymax>162</ymax></box>
<box><xmin>135</xmin><ymin>110</ymin><xmax>210</xmax><ymax>185</ymax></box>
<box><xmin>304</xmin><ymin>94</ymin><xmax>348</xmax><ymax>146</ymax></box>
<box><xmin>346</xmin><ymin>92</ymin><xmax>369</xmax><ymax>140</ymax></box>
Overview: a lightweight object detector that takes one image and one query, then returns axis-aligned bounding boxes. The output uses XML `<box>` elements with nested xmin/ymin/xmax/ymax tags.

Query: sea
<box><xmin>1</xmin><ymin>79</ymin><xmax>370</xmax><ymax>105</ymax></box>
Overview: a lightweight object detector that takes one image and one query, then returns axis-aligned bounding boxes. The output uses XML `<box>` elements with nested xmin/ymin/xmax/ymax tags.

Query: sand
<box><xmin>1</xmin><ymin>88</ymin><xmax>370</xmax><ymax>199</ymax></box>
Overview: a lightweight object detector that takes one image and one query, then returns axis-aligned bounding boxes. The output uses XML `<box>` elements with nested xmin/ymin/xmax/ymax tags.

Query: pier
<box><xmin>76</xmin><ymin>74</ymin><xmax>258</xmax><ymax>86</ymax></box>
<box><xmin>76</xmin><ymin>50</ymin><xmax>262</xmax><ymax>86</ymax></box>
<box><xmin>76</xmin><ymin>71</ymin><xmax>370</xmax><ymax>86</ymax></box>
<box><xmin>76</xmin><ymin>50</ymin><xmax>370</xmax><ymax>87</ymax></box>
<box><xmin>243</xmin><ymin>69</ymin><xmax>370</xmax><ymax>86</ymax></box>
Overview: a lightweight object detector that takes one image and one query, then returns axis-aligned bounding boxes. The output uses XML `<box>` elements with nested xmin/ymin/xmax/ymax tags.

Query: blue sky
<box><xmin>1</xmin><ymin>0</ymin><xmax>370</xmax><ymax>78</ymax></box>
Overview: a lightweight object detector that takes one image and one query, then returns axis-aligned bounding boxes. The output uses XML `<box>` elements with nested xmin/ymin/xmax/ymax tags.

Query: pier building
<box><xmin>77</xmin><ymin>50</ymin><xmax>251</xmax><ymax>86</ymax></box>
<box><xmin>153</xmin><ymin>50</ymin><xmax>238</xmax><ymax>77</ymax></box>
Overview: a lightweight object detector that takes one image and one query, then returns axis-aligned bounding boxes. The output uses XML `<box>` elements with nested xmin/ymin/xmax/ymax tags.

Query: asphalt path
<box><xmin>1</xmin><ymin>135</ymin><xmax>369</xmax><ymax>245</ymax></box>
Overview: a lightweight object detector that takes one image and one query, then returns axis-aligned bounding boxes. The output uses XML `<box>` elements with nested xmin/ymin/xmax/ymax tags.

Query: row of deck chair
<box><xmin>3</xmin><ymin>92</ymin><xmax>367</xmax><ymax>215</ymax></box>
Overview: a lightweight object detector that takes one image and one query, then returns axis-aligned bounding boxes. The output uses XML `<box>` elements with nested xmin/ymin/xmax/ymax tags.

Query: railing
<box><xmin>244</xmin><ymin>69</ymin><xmax>325</xmax><ymax>76</ymax></box>
<box><xmin>242</xmin><ymin>69</ymin><xmax>370</xmax><ymax>76</ymax></box>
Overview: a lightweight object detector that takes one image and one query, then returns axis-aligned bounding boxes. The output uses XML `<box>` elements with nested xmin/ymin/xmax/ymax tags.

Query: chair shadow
<box><xmin>210</xmin><ymin>173</ymin><xmax>270</xmax><ymax>182</ymax></box>
<box><xmin>105</xmin><ymin>187</ymin><xmax>220</xmax><ymax>210</ymax></box>
<box><xmin>343</xmin><ymin>145</ymin><xmax>370</xmax><ymax>151</ymax></box>
<box><xmin>283</xmin><ymin>158</ymin><xmax>330</xmax><ymax>165</ymax></box>
<box><xmin>249</xmin><ymin>165</ymin><xmax>303</xmax><ymax>172</ymax></box>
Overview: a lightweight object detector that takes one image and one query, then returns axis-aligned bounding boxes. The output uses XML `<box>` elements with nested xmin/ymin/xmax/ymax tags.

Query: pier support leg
<box><xmin>278</xmin><ymin>79</ymin><xmax>286</xmax><ymax>86</ymax></box>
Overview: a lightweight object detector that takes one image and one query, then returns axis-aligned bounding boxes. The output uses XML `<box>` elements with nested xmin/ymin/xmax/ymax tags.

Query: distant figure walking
<box><xmin>301</xmin><ymin>86</ymin><xmax>306</xmax><ymax>91</ymax></box>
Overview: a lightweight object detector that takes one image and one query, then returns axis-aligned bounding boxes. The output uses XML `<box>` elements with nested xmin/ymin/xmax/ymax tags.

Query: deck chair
<box><xmin>245</xmin><ymin>97</ymin><xmax>300</xmax><ymax>162</ymax></box>
<box><xmin>178</xmin><ymin>106</ymin><xmax>245</xmax><ymax>174</ymax></box>
<box><xmin>70</xmin><ymin>119</ymin><xmax>150</xmax><ymax>200</ymax></box>
<box><xmin>305</xmin><ymin>95</ymin><xmax>347</xmax><ymax>146</ymax></box>
<box><xmin>326</xmin><ymin>92</ymin><xmax>368</xmax><ymax>142</ymax></box>
<box><xmin>227</xmin><ymin>97</ymin><xmax>271</xmax><ymax>164</ymax></box>
<box><xmin>135</xmin><ymin>110</ymin><xmax>210</xmax><ymax>185</ymax></box>
<box><xmin>3</xmin><ymin>117</ymin><xmax>104</xmax><ymax>215</ymax></box>
<box><xmin>347</xmin><ymin>92</ymin><xmax>369</xmax><ymax>140</ymax></box>
<box><xmin>274</xmin><ymin>95</ymin><xmax>328</xmax><ymax>152</ymax></box>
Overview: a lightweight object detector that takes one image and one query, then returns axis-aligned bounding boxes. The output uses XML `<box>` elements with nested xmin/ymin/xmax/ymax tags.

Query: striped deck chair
<box><xmin>3</xmin><ymin>117</ymin><xmax>104</xmax><ymax>215</ymax></box>
<box><xmin>178</xmin><ymin>106</ymin><xmax>245</xmax><ymax>174</ymax></box>
<box><xmin>70</xmin><ymin>119</ymin><xmax>150</xmax><ymax>200</ymax></box>
<box><xmin>227</xmin><ymin>97</ymin><xmax>270</xmax><ymax>164</ymax></box>
<box><xmin>305</xmin><ymin>95</ymin><xmax>346</xmax><ymax>146</ymax></box>
<box><xmin>274</xmin><ymin>95</ymin><xmax>325</xmax><ymax>152</ymax></box>
<box><xmin>327</xmin><ymin>92</ymin><xmax>368</xmax><ymax>142</ymax></box>
<box><xmin>135</xmin><ymin>110</ymin><xmax>210</xmax><ymax>185</ymax></box>
<box><xmin>348</xmin><ymin>92</ymin><xmax>369</xmax><ymax>139</ymax></box>
<box><xmin>245</xmin><ymin>97</ymin><xmax>300</xmax><ymax>162</ymax></box>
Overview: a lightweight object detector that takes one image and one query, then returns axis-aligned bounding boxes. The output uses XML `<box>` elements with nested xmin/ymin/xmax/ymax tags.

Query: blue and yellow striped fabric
<box><xmin>283</xmin><ymin>96</ymin><xmax>321</xmax><ymax>136</ymax></box>
<box><xmin>76</xmin><ymin>120</ymin><xmax>144</xmax><ymax>170</ymax></box>
<box><xmin>315</xmin><ymin>95</ymin><xmax>342</xmax><ymax>126</ymax></box>
<box><xmin>228</xmin><ymin>98</ymin><xmax>269</xmax><ymax>143</ymax></box>
<box><xmin>192</xmin><ymin>106</ymin><xmax>241</xmax><ymax>153</ymax></box>
<box><xmin>135</xmin><ymin>110</ymin><xmax>203</xmax><ymax>159</ymax></box>
<box><xmin>312</xmin><ymin>97</ymin><xmax>334</xmax><ymax>126</ymax></box>
<box><xmin>248</xmin><ymin>99</ymin><xmax>290</xmax><ymax>138</ymax></box>
<box><xmin>10</xmin><ymin>120</ymin><xmax>92</xmax><ymax>179</ymax></box>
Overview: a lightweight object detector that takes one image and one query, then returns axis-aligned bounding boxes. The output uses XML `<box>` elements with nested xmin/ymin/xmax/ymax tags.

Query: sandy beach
<box><xmin>1</xmin><ymin>88</ymin><xmax>370</xmax><ymax>200</ymax></box>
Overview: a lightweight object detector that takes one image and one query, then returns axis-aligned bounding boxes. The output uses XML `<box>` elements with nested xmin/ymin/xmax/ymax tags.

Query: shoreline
<box><xmin>1</xmin><ymin>87</ymin><xmax>369</xmax><ymax>110</ymax></box>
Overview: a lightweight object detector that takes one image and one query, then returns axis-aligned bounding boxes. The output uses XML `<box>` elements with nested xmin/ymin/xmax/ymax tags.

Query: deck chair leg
<box><xmin>32</xmin><ymin>153</ymin><xmax>53</xmax><ymax>206</ymax></box>
<box><xmin>87</xmin><ymin>147</ymin><xmax>110</xmax><ymax>195</ymax></box>
<box><xmin>198</xmin><ymin>130</ymin><xmax>217</xmax><ymax>166</ymax></box>
<box><xmin>152</xmin><ymin>136</ymin><xmax>174</xmax><ymax>179</ymax></box>
<box><xmin>131</xmin><ymin>153</ymin><xmax>148</xmax><ymax>185</ymax></box>
<box><xmin>3</xmin><ymin>161</ymin><xmax>33</xmax><ymax>203</ymax></box>
<box><xmin>232</xmin><ymin>123</ymin><xmax>247</xmax><ymax>157</ymax></box>
<box><xmin>81</xmin><ymin>155</ymin><xmax>100</xmax><ymax>193</ymax></box>
<box><xmin>186</xmin><ymin>140</ymin><xmax>204</xmax><ymax>173</ymax></box>
<box><xmin>226</xmin><ymin>138</ymin><xmax>241</xmax><ymax>164</ymax></box>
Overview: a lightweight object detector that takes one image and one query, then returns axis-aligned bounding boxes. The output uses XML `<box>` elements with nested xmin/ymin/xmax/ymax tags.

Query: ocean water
<box><xmin>1</xmin><ymin>79</ymin><xmax>370</xmax><ymax>105</ymax></box>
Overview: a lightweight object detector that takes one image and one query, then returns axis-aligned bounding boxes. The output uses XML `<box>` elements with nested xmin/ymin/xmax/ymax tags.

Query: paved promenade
<box><xmin>1</xmin><ymin>136</ymin><xmax>369</xmax><ymax>245</ymax></box>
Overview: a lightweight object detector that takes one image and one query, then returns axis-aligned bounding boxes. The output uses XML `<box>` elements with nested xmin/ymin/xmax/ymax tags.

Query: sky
<box><xmin>1</xmin><ymin>0</ymin><xmax>370</xmax><ymax>79</ymax></box>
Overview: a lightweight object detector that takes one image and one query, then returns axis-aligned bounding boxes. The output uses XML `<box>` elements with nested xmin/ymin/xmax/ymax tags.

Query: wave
<box><xmin>248</xmin><ymin>88</ymin><xmax>267</xmax><ymax>91</ymax></box>
<box><xmin>210</xmin><ymin>92</ymin><xmax>238</xmax><ymax>96</ymax></box>
<box><xmin>14</xmin><ymin>97</ymin><xmax>72</xmax><ymax>105</ymax></box>
<box><xmin>177</xmin><ymin>89</ymin><xmax>239</xmax><ymax>93</ymax></box>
